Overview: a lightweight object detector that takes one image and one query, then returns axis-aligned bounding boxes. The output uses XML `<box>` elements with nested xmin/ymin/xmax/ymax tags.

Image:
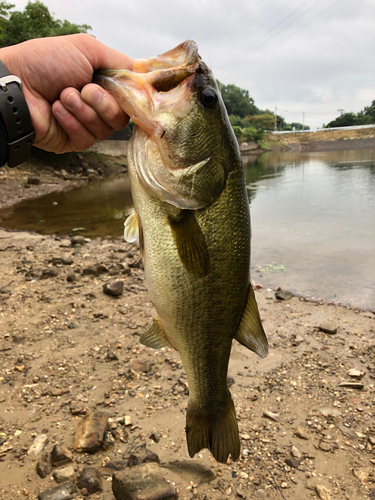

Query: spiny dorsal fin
<box><xmin>140</xmin><ymin>317</ymin><xmax>175</xmax><ymax>350</ymax></box>
<box><xmin>235</xmin><ymin>286</ymin><xmax>268</xmax><ymax>358</ymax></box>
<box><xmin>168</xmin><ymin>210</ymin><xmax>210</xmax><ymax>278</ymax></box>
<box><xmin>124</xmin><ymin>210</ymin><xmax>139</xmax><ymax>244</ymax></box>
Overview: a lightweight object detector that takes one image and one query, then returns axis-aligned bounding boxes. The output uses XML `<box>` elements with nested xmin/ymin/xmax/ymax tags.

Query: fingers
<box><xmin>52</xmin><ymin>100</ymin><xmax>96</xmax><ymax>152</ymax></box>
<box><xmin>81</xmin><ymin>84</ymin><xmax>129</xmax><ymax>131</ymax></box>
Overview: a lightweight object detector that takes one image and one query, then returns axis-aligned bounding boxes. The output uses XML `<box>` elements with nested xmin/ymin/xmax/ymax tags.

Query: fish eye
<box><xmin>200</xmin><ymin>87</ymin><xmax>218</xmax><ymax>109</ymax></box>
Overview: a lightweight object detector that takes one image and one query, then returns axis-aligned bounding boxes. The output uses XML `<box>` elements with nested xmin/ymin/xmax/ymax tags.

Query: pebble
<box><xmin>132</xmin><ymin>360</ymin><xmax>153</xmax><ymax>373</ymax></box>
<box><xmin>127</xmin><ymin>444</ymin><xmax>160</xmax><ymax>467</ymax></box>
<box><xmin>338</xmin><ymin>381</ymin><xmax>364</xmax><ymax>389</ymax></box>
<box><xmin>40</xmin><ymin>268</ymin><xmax>58</xmax><ymax>279</ymax></box>
<box><xmin>112</xmin><ymin>464</ymin><xmax>178</xmax><ymax>500</ymax></box>
<box><xmin>71</xmin><ymin>236</ymin><xmax>86</xmax><ymax>246</ymax></box>
<box><xmin>294</xmin><ymin>426</ymin><xmax>310</xmax><ymax>440</ymax></box>
<box><xmin>37</xmin><ymin>481</ymin><xmax>78</xmax><ymax>500</ymax></box>
<box><xmin>348</xmin><ymin>368</ymin><xmax>364</xmax><ymax>378</ymax></box>
<box><xmin>263</xmin><ymin>410</ymin><xmax>280</xmax><ymax>422</ymax></box>
<box><xmin>77</xmin><ymin>467</ymin><xmax>103</xmax><ymax>494</ymax></box>
<box><xmin>53</xmin><ymin>465</ymin><xmax>76</xmax><ymax>484</ymax></box>
<box><xmin>337</xmin><ymin>425</ymin><xmax>356</xmax><ymax>438</ymax></box>
<box><xmin>285</xmin><ymin>458</ymin><xmax>300</xmax><ymax>468</ymax></box>
<box><xmin>103</xmin><ymin>280</ymin><xmax>124</xmax><ymax>297</ymax></box>
<box><xmin>28</xmin><ymin>434</ymin><xmax>49</xmax><ymax>455</ymax></box>
<box><xmin>315</xmin><ymin>484</ymin><xmax>331</xmax><ymax>500</ymax></box>
<box><xmin>319</xmin><ymin>407</ymin><xmax>341</xmax><ymax>417</ymax></box>
<box><xmin>161</xmin><ymin>461</ymin><xmax>216</xmax><ymax>484</ymax></box>
<box><xmin>51</xmin><ymin>444</ymin><xmax>73</xmax><ymax>467</ymax></box>
<box><xmin>73</xmin><ymin>411</ymin><xmax>110</xmax><ymax>452</ymax></box>
<box><xmin>275</xmin><ymin>289</ymin><xmax>294</xmax><ymax>300</ymax></box>
<box><xmin>27</xmin><ymin>176</ymin><xmax>41</xmax><ymax>185</ymax></box>
<box><xmin>352</xmin><ymin>467</ymin><xmax>370</xmax><ymax>485</ymax></box>
<box><xmin>149</xmin><ymin>432</ymin><xmax>160</xmax><ymax>443</ymax></box>
<box><xmin>318</xmin><ymin>323</ymin><xmax>337</xmax><ymax>335</ymax></box>
<box><xmin>291</xmin><ymin>445</ymin><xmax>302</xmax><ymax>459</ymax></box>
<box><xmin>36</xmin><ymin>453</ymin><xmax>53</xmax><ymax>478</ymax></box>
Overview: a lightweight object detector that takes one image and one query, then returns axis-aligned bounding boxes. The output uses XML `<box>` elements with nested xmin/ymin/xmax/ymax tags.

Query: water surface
<box><xmin>0</xmin><ymin>149</ymin><xmax>374</xmax><ymax>310</ymax></box>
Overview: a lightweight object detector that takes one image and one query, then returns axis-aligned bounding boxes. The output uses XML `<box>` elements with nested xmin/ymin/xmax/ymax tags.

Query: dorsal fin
<box><xmin>235</xmin><ymin>286</ymin><xmax>268</xmax><ymax>358</ymax></box>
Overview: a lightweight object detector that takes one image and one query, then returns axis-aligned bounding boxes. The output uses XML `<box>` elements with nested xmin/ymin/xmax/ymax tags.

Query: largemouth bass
<box><xmin>95</xmin><ymin>41</ymin><xmax>268</xmax><ymax>463</ymax></box>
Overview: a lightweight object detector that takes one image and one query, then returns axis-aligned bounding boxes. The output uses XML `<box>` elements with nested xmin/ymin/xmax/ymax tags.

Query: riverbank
<box><xmin>0</xmin><ymin>160</ymin><xmax>374</xmax><ymax>500</ymax></box>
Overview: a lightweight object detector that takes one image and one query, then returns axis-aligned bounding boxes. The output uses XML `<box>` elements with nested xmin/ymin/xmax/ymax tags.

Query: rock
<box><xmin>291</xmin><ymin>445</ymin><xmax>302</xmax><ymax>459</ymax></box>
<box><xmin>51</xmin><ymin>444</ymin><xmax>73</xmax><ymax>467</ymax></box>
<box><xmin>82</xmin><ymin>266</ymin><xmax>99</xmax><ymax>277</ymax></box>
<box><xmin>149</xmin><ymin>432</ymin><xmax>160</xmax><ymax>443</ymax></box>
<box><xmin>162</xmin><ymin>461</ymin><xmax>216</xmax><ymax>484</ymax></box>
<box><xmin>132</xmin><ymin>360</ymin><xmax>153</xmax><ymax>373</ymax></box>
<box><xmin>294</xmin><ymin>426</ymin><xmax>310</xmax><ymax>440</ymax></box>
<box><xmin>227</xmin><ymin>376</ymin><xmax>235</xmax><ymax>387</ymax></box>
<box><xmin>318</xmin><ymin>323</ymin><xmax>337</xmax><ymax>335</ymax></box>
<box><xmin>51</xmin><ymin>388</ymin><xmax>70</xmax><ymax>397</ymax></box>
<box><xmin>28</xmin><ymin>434</ymin><xmax>49</xmax><ymax>455</ymax></box>
<box><xmin>319</xmin><ymin>407</ymin><xmax>341</xmax><ymax>417</ymax></box>
<box><xmin>41</xmin><ymin>268</ymin><xmax>58</xmax><ymax>279</ymax></box>
<box><xmin>275</xmin><ymin>290</ymin><xmax>294</xmax><ymax>300</ymax></box>
<box><xmin>338</xmin><ymin>381</ymin><xmax>364</xmax><ymax>389</ymax></box>
<box><xmin>36</xmin><ymin>453</ymin><xmax>53</xmax><ymax>478</ymax></box>
<box><xmin>53</xmin><ymin>465</ymin><xmax>76</xmax><ymax>484</ymax></box>
<box><xmin>27</xmin><ymin>176</ymin><xmax>41</xmax><ymax>185</ymax></box>
<box><xmin>105</xmin><ymin>351</ymin><xmax>119</xmax><ymax>362</ymax></box>
<box><xmin>127</xmin><ymin>444</ymin><xmax>160</xmax><ymax>467</ymax></box>
<box><xmin>315</xmin><ymin>484</ymin><xmax>331</xmax><ymax>500</ymax></box>
<box><xmin>348</xmin><ymin>368</ymin><xmax>364</xmax><ymax>379</ymax></box>
<box><xmin>103</xmin><ymin>281</ymin><xmax>124</xmax><ymax>297</ymax></box>
<box><xmin>112</xmin><ymin>464</ymin><xmax>178</xmax><ymax>500</ymax></box>
<box><xmin>353</xmin><ymin>467</ymin><xmax>370</xmax><ymax>485</ymax></box>
<box><xmin>96</xmin><ymin>264</ymin><xmax>109</xmax><ymax>274</ymax></box>
<box><xmin>70</xmin><ymin>235</ymin><xmax>86</xmax><ymax>246</ymax></box>
<box><xmin>77</xmin><ymin>467</ymin><xmax>103</xmax><ymax>494</ymax></box>
<box><xmin>337</xmin><ymin>424</ymin><xmax>356</xmax><ymax>439</ymax></box>
<box><xmin>285</xmin><ymin>458</ymin><xmax>300</xmax><ymax>468</ymax></box>
<box><xmin>66</xmin><ymin>272</ymin><xmax>76</xmax><ymax>283</ymax></box>
<box><xmin>319</xmin><ymin>441</ymin><xmax>333</xmax><ymax>452</ymax></box>
<box><xmin>38</xmin><ymin>481</ymin><xmax>78</xmax><ymax>500</ymax></box>
<box><xmin>102</xmin><ymin>430</ymin><xmax>115</xmax><ymax>450</ymax></box>
<box><xmin>263</xmin><ymin>410</ymin><xmax>280</xmax><ymax>422</ymax></box>
<box><xmin>73</xmin><ymin>411</ymin><xmax>109</xmax><ymax>452</ymax></box>
<box><xmin>70</xmin><ymin>402</ymin><xmax>87</xmax><ymax>415</ymax></box>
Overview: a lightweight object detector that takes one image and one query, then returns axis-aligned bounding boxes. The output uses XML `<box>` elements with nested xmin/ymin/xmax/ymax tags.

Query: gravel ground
<box><xmin>0</xmin><ymin>160</ymin><xmax>374</xmax><ymax>500</ymax></box>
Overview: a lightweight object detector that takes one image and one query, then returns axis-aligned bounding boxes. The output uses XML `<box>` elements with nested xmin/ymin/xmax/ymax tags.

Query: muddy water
<box><xmin>0</xmin><ymin>149</ymin><xmax>374</xmax><ymax>310</ymax></box>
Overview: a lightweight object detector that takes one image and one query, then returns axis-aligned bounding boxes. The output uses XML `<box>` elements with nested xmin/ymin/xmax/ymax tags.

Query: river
<box><xmin>0</xmin><ymin>148</ymin><xmax>374</xmax><ymax>310</ymax></box>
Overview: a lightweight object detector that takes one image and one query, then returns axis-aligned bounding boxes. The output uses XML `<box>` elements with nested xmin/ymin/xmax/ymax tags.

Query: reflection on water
<box><xmin>243</xmin><ymin>149</ymin><xmax>375</xmax><ymax>311</ymax></box>
<box><xmin>0</xmin><ymin>149</ymin><xmax>374</xmax><ymax>310</ymax></box>
<box><xmin>0</xmin><ymin>174</ymin><xmax>132</xmax><ymax>238</ymax></box>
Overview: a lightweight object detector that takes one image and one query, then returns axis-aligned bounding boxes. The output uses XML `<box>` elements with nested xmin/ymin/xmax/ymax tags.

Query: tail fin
<box><xmin>186</xmin><ymin>393</ymin><xmax>240</xmax><ymax>463</ymax></box>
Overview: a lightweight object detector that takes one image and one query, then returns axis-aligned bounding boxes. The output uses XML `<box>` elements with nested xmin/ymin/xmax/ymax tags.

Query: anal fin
<box><xmin>140</xmin><ymin>317</ymin><xmax>175</xmax><ymax>350</ymax></box>
<box><xmin>124</xmin><ymin>210</ymin><xmax>140</xmax><ymax>244</ymax></box>
<box><xmin>235</xmin><ymin>286</ymin><xmax>268</xmax><ymax>358</ymax></box>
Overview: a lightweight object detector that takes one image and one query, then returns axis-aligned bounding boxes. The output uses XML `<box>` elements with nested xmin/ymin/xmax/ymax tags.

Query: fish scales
<box><xmin>95</xmin><ymin>40</ymin><xmax>268</xmax><ymax>463</ymax></box>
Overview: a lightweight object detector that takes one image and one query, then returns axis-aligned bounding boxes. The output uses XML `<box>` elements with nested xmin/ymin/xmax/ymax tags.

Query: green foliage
<box><xmin>228</xmin><ymin>114</ymin><xmax>243</xmax><ymax>128</ymax></box>
<box><xmin>232</xmin><ymin>126</ymin><xmax>243</xmax><ymax>139</ymax></box>
<box><xmin>243</xmin><ymin>113</ymin><xmax>275</xmax><ymax>131</ymax></box>
<box><xmin>326</xmin><ymin>112</ymin><xmax>356</xmax><ymax>128</ymax></box>
<box><xmin>289</xmin><ymin>122</ymin><xmax>310</xmax><ymax>131</ymax></box>
<box><xmin>217</xmin><ymin>81</ymin><xmax>259</xmax><ymax>118</ymax></box>
<box><xmin>326</xmin><ymin>100</ymin><xmax>375</xmax><ymax>128</ymax></box>
<box><xmin>0</xmin><ymin>1</ymin><xmax>91</xmax><ymax>47</ymax></box>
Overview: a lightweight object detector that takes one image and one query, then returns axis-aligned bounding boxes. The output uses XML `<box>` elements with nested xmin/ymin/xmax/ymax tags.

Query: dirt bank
<box><xmin>0</xmin><ymin>161</ymin><xmax>374</xmax><ymax>500</ymax></box>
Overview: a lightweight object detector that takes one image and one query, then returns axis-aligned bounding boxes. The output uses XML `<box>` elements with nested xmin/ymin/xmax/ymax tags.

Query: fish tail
<box><xmin>186</xmin><ymin>392</ymin><xmax>240</xmax><ymax>463</ymax></box>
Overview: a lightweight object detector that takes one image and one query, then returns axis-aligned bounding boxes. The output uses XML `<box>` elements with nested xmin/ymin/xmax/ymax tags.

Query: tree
<box><xmin>0</xmin><ymin>1</ymin><xmax>91</xmax><ymax>47</ymax></box>
<box><xmin>217</xmin><ymin>81</ymin><xmax>259</xmax><ymax>118</ymax></box>
<box><xmin>242</xmin><ymin>113</ymin><xmax>275</xmax><ymax>131</ymax></box>
<box><xmin>326</xmin><ymin>112</ymin><xmax>356</xmax><ymax>128</ymax></box>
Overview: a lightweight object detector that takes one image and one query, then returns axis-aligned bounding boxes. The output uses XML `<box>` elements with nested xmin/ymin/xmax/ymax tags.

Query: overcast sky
<box><xmin>11</xmin><ymin>0</ymin><xmax>375</xmax><ymax>129</ymax></box>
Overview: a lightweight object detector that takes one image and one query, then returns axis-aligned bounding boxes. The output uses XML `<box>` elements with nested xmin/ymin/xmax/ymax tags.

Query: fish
<box><xmin>94</xmin><ymin>40</ymin><xmax>268</xmax><ymax>463</ymax></box>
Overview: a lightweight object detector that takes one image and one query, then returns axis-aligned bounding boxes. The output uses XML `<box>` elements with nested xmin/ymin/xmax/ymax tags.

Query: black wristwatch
<box><xmin>0</xmin><ymin>60</ymin><xmax>35</xmax><ymax>167</ymax></box>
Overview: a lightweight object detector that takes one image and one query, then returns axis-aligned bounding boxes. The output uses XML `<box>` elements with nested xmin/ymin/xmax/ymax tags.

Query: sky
<box><xmin>11</xmin><ymin>0</ymin><xmax>375</xmax><ymax>129</ymax></box>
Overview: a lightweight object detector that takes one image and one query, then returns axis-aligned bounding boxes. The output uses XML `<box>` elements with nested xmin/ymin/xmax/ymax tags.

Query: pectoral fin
<box><xmin>140</xmin><ymin>317</ymin><xmax>175</xmax><ymax>350</ymax></box>
<box><xmin>124</xmin><ymin>210</ymin><xmax>139</xmax><ymax>244</ymax></box>
<box><xmin>235</xmin><ymin>286</ymin><xmax>268</xmax><ymax>358</ymax></box>
<box><xmin>168</xmin><ymin>210</ymin><xmax>210</xmax><ymax>278</ymax></box>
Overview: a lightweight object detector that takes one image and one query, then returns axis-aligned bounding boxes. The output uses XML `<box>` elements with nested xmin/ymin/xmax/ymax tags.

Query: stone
<box><xmin>263</xmin><ymin>410</ymin><xmax>280</xmax><ymax>422</ymax></box>
<box><xmin>318</xmin><ymin>323</ymin><xmax>337</xmax><ymax>335</ymax></box>
<box><xmin>338</xmin><ymin>381</ymin><xmax>364</xmax><ymax>389</ymax></box>
<box><xmin>319</xmin><ymin>441</ymin><xmax>333</xmax><ymax>452</ymax></box>
<box><xmin>77</xmin><ymin>467</ymin><xmax>103</xmax><ymax>494</ymax></box>
<box><xmin>162</xmin><ymin>461</ymin><xmax>216</xmax><ymax>484</ymax></box>
<box><xmin>315</xmin><ymin>484</ymin><xmax>331</xmax><ymax>500</ymax></box>
<box><xmin>112</xmin><ymin>464</ymin><xmax>178</xmax><ymax>500</ymax></box>
<box><xmin>127</xmin><ymin>444</ymin><xmax>160</xmax><ymax>467</ymax></box>
<box><xmin>82</xmin><ymin>267</ymin><xmax>99</xmax><ymax>277</ymax></box>
<box><xmin>28</xmin><ymin>434</ymin><xmax>49</xmax><ymax>455</ymax></box>
<box><xmin>348</xmin><ymin>368</ymin><xmax>364</xmax><ymax>379</ymax></box>
<box><xmin>38</xmin><ymin>481</ymin><xmax>78</xmax><ymax>500</ymax></box>
<box><xmin>53</xmin><ymin>465</ymin><xmax>76</xmax><ymax>484</ymax></box>
<box><xmin>285</xmin><ymin>458</ymin><xmax>300</xmax><ymax>468</ymax></box>
<box><xmin>70</xmin><ymin>402</ymin><xmax>87</xmax><ymax>415</ymax></box>
<box><xmin>36</xmin><ymin>453</ymin><xmax>53</xmax><ymax>478</ymax></box>
<box><xmin>337</xmin><ymin>424</ymin><xmax>356</xmax><ymax>439</ymax></box>
<box><xmin>353</xmin><ymin>467</ymin><xmax>370</xmax><ymax>485</ymax></box>
<box><xmin>52</xmin><ymin>444</ymin><xmax>73</xmax><ymax>467</ymax></box>
<box><xmin>27</xmin><ymin>176</ymin><xmax>41</xmax><ymax>185</ymax></box>
<box><xmin>66</xmin><ymin>272</ymin><xmax>76</xmax><ymax>283</ymax></box>
<box><xmin>275</xmin><ymin>290</ymin><xmax>294</xmax><ymax>300</ymax></box>
<box><xmin>294</xmin><ymin>426</ymin><xmax>310</xmax><ymax>440</ymax></box>
<box><xmin>73</xmin><ymin>411</ymin><xmax>109</xmax><ymax>452</ymax></box>
<box><xmin>132</xmin><ymin>360</ymin><xmax>153</xmax><ymax>373</ymax></box>
<box><xmin>319</xmin><ymin>407</ymin><xmax>341</xmax><ymax>417</ymax></box>
<box><xmin>71</xmin><ymin>236</ymin><xmax>86</xmax><ymax>246</ymax></box>
<box><xmin>41</xmin><ymin>268</ymin><xmax>58</xmax><ymax>279</ymax></box>
<box><xmin>103</xmin><ymin>281</ymin><xmax>124</xmax><ymax>297</ymax></box>
<box><xmin>291</xmin><ymin>446</ymin><xmax>302</xmax><ymax>459</ymax></box>
<box><xmin>149</xmin><ymin>432</ymin><xmax>160</xmax><ymax>443</ymax></box>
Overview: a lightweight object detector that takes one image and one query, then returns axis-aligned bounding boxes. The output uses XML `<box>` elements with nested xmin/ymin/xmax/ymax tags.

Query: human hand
<box><xmin>0</xmin><ymin>34</ymin><xmax>133</xmax><ymax>153</ymax></box>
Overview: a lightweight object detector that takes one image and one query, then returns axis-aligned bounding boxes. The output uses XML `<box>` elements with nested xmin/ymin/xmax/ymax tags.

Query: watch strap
<box><xmin>0</xmin><ymin>60</ymin><xmax>35</xmax><ymax>167</ymax></box>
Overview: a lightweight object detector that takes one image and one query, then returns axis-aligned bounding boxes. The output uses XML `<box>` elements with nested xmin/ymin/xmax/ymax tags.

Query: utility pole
<box><xmin>338</xmin><ymin>109</ymin><xmax>345</xmax><ymax>116</ymax></box>
<box><xmin>274</xmin><ymin>106</ymin><xmax>277</xmax><ymax>131</ymax></box>
<box><xmin>303</xmin><ymin>112</ymin><xmax>305</xmax><ymax>131</ymax></box>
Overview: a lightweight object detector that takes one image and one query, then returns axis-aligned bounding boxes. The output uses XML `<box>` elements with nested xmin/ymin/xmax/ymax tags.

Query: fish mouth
<box><xmin>94</xmin><ymin>40</ymin><xmax>201</xmax><ymax>136</ymax></box>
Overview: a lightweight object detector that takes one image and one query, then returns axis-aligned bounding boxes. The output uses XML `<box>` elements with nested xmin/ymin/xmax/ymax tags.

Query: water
<box><xmin>0</xmin><ymin>149</ymin><xmax>374</xmax><ymax>310</ymax></box>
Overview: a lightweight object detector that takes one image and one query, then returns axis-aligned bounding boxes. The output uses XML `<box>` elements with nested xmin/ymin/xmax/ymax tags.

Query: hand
<box><xmin>0</xmin><ymin>34</ymin><xmax>133</xmax><ymax>153</ymax></box>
